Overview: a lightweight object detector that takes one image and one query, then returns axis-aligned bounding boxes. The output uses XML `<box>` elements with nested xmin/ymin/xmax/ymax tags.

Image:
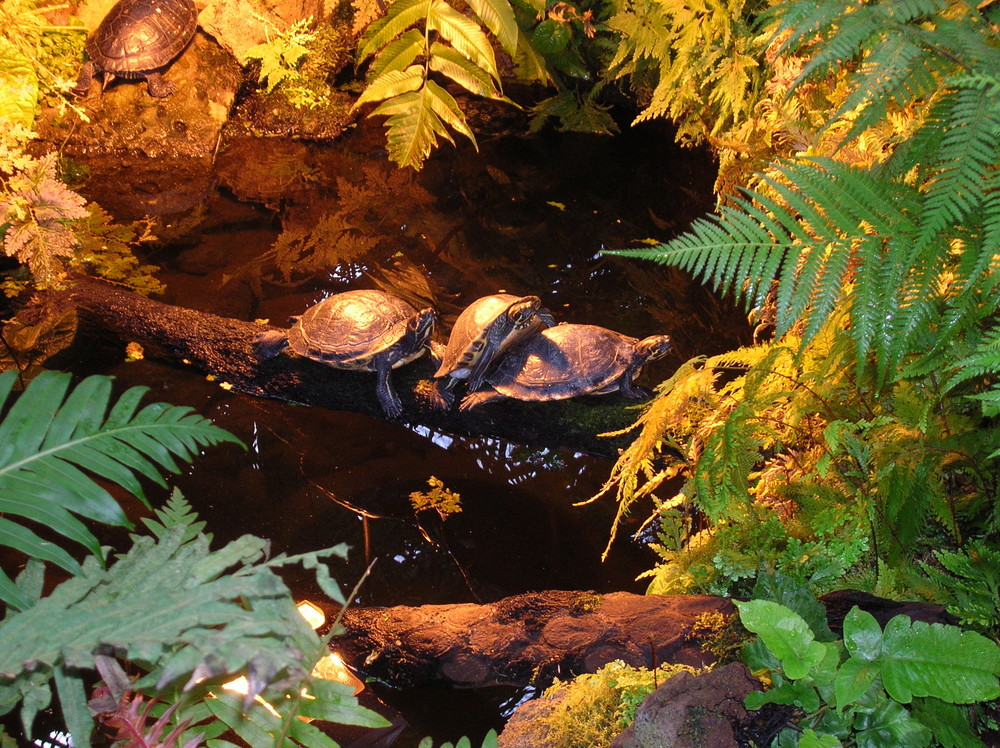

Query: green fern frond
<box><xmin>0</xmin><ymin>370</ymin><xmax>241</xmax><ymax>607</ymax></box>
<box><xmin>464</xmin><ymin>0</ymin><xmax>518</xmax><ymax>54</ymax></box>
<box><xmin>368</xmin><ymin>28</ymin><xmax>424</xmax><ymax>78</ymax></box>
<box><xmin>428</xmin><ymin>42</ymin><xmax>504</xmax><ymax>98</ymax></box>
<box><xmin>426</xmin><ymin>0</ymin><xmax>499</xmax><ymax>78</ymax></box>
<box><xmin>356</xmin><ymin>0</ymin><xmax>433</xmax><ymax>63</ymax></box>
<box><xmin>912</xmin><ymin>79</ymin><xmax>1000</xmax><ymax>252</ymax></box>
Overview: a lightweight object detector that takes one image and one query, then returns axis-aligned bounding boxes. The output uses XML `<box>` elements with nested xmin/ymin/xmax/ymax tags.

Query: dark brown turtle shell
<box><xmin>85</xmin><ymin>0</ymin><xmax>197</xmax><ymax>77</ymax></box>
<box><xmin>458</xmin><ymin>324</ymin><xmax>673</xmax><ymax>409</ymax></box>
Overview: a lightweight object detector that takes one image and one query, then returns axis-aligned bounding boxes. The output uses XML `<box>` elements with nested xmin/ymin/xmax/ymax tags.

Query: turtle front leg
<box><xmin>375</xmin><ymin>360</ymin><xmax>404</xmax><ymax>418</ymax></box>
<box><xmin>145</xmin><ymin>71</ymin><xmax>177</xmax><ymax>98</ymax></box>
<box><xmin>618</xmin><ymin>371</ymin><xmax>651</xmax><ymax>399</ymax></box>
<box><xmin>72</xmin><ymin>61</ymin><xmax>96</xmax><ymax>96</ymax></box>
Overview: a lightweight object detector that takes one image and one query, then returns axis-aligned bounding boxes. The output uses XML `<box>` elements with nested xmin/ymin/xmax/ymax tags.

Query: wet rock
<box><xmin>41</xmin><ymin>26</ymin><xmax>242</xmax><ymax>218</ymax></box>
<box><xmin>609</xmin><ymin>663</ymin><xmax>760</xmax><ymax>748</ymax></box>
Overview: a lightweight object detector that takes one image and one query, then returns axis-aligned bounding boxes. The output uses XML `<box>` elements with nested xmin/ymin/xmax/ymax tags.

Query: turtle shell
<box><xmin>86</xmin><ymin>0</ymin><xmax>197</xmax><ymax>76</ymax></box>
<box><xmin>482</xmin><ymin>324</ymin><xmax>645</xmax><ymax>401</ymax></box>
<box><xmin>287</xmin><ymin>289</ymin><xmax>429</xmax><ymax>371</ymax></box>
<box><xmin>434</xmin><ymin>294</ymin><xmax>547</xmax><ymax>380</ymax></box>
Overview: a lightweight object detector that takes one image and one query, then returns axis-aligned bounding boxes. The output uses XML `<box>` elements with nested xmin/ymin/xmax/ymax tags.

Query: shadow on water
<box><xmin>57</xmin><ymin>114</ymin><xmax>752</xmax><ymax>745</ymax></box>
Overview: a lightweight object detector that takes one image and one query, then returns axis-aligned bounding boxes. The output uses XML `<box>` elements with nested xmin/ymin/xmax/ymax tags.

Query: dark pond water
<box><xmin>58</xmin><ymin>114</ymin><xmax>751</xmax><ymax>745</ymax></box>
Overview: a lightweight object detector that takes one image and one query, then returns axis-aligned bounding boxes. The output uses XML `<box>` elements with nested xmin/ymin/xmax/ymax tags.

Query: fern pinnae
<box><xmin>464</xmin><ymin>0</ymin><xmax>518</xmax><ymax>54</ymax></box>
<box><xmin>356</xmin><ymin>0</ymin><xmax>432</xmax><ymax>63</ymax></box>
<box><xmin>427</xmin><ymin>0</ymin><xmax>498</xmax><ymax>78</ymax></box>
<box><xmin>369</xmin><ymin>29</ymin><xmax>424</xmax><ymax>78</ymax></box>
<box><xmin>429</xmin><ymin>43</ymin><xmax>503</xmax><ymax>98</ymax></box>
<box><xmin>354</xmin><ymin>66</ymin><xmax>424</xmax><ymax>109</ymax></box>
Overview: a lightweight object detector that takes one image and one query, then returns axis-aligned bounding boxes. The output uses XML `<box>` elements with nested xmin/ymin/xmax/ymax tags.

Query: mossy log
<box><xmin>332</xmin><ymin>589</ymin><xmax>954</xmax><ymax>691</ymax></box>
<box><xmin>65</xmin><ymin>278</ymin><xmax>650</xmax><ymax>457</ymax></box>
<box><xmin>336</xmin><ymin>591</ymin><xmax>735</xmax><ymax>689</ymax></box>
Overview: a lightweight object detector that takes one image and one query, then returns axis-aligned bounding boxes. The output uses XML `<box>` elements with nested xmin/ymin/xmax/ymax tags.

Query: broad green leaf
<box><xmin>909</xmin><ymin>698</ymin><xmax>987</xmax><ymax>748</ymax></box>
<box><xmin>513</xmin><ymin>31</ymin><xmax>553</xmax><ymax>84</ymax></box>
<box><xmin>879</xmin><ymin>616</ymin><xmax>1000</xmax><ymax>704</ymax></box>
<box><xmin>0</xmin><ymin>567</ymin><xmax>33</xmax><ymax>616</ymax></box>
<box><xmin>799</xmin><ymin>730</ymin><xmax>843</xmax><ymax>748</ymax></box>
<box><xmin>842</xmin><ymin>607</ymin><xmax>883</xmax><ymax>661</ymax></box>
<box><xmin>835</xmin><ymin>656</ymin><xmax>881</xmax><ymax>708</ymax></box>
<box><xmin>855</xmin><ymin>699</ymin><xmax>932</xmax><ymax>748</ymax></box>
<box><xmin>737</xmin><ymin>600</ymin><xmax>828</xmax><ymax>680</ymax></box>
<box><xmin>745</xmin><ymin>679</ymin><xmax>820</xmax><ymax>712</ymax></box>
<box><xmin>531</xmin><ymin>19</ymin><xmax>571</xmax><ymax>54</ymax></box>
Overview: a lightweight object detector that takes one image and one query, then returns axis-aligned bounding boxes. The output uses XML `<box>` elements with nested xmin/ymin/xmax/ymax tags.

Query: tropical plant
<box><xmin>593</xmin><ymin>0</ymin><xmax>1000</xmax><ymax>606</ymax></box>
<box><xmin>352</xmin><ymin>0</ymin><xmax>521</xmax><ymax>168</ymax></box>
<box><xmin>738</xmin><ymin>597</ymin><xmax>1000</xmax><ymax>747</ymax></box>
<box><xmin>0</xmin><ymin>369</ymin><xmax>241</xmax><ymax>610</ymax></box>
<box><xmin>605</xmin><ymin>0</ymin><xmax>771</xmax><ymax>145</ymax></box>
<box><xmin>0</xmin><ymin>491</ymin><xmax>388</xmax><ymax>747</ymax></box>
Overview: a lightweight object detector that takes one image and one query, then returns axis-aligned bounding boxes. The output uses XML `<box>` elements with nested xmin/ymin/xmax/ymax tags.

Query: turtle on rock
<box><xmin>428</xmin><ymin>293</ymin><xmax>555</xmax><ymax>410</ymax></box>
<box><xmin>254</xmin><ymin>290</ymin><xmax>437</xmax><ymax>419</ymax></box>
<box><xmin>458</xmin><ymin>323</ymin><xmax>673</xmax><ymax>410</ymax></box>
<box><xmin>73</xmin><ymin>0</ymin><xmax>198</xmax><ymax>98</ymax></box>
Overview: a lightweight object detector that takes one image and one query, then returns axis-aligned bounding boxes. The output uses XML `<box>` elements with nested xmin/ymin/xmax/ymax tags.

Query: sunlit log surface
<box><xmin>337</xmin><ymin>591</ymin><xmax>734</xmax><ymax>689</ymax></box>
<box><xmin>334</xmin><ymin>589</ymin><xmax>954</xmax><ymax>690</ymax></box>
<box><xmin>66</xmin><ymin>277</ymin><xmax>652</xmax><ymax>457</ymax></box>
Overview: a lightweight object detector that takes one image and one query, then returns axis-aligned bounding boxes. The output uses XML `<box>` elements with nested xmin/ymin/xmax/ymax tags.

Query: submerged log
<box><xmin>64</xmin><ymin>277</ymin><xmax>654</xmax><ymax>457</ymax></box>
<box><xmin>336</xmin><ymin>591</ymin><xmax>735</xmax><ymax>689</ymax></box>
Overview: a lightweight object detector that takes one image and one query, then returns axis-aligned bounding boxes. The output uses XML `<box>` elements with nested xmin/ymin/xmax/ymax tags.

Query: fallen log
<box><xmin>64</xmin><ymin>277</ymin><xmax>653</xmax><ymax>458</ymax></box>
<box><xmin>332</xmin><ymin>588</ymin><xmax>956</xmax><ymax>691</ymax></box>
<box><xmin>335</xmin><ymin>591</ymin><xmax>735</xmax><ymax>689</ymax></box>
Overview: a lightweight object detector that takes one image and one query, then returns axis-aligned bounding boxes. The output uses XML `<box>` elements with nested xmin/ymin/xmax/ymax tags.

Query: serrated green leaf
<box><xmin>0</xmin><ymin>39</ymin><xmax>38</xmax><ymax>130</ymax></box>
<box><xmin>855</xmin><ymin>699</ymin><xmax>932</xmax><ymax>748</ymax></box>
<box><xmin>370</xmin><ymin>29</ymin><xmax>425</xmax><ymax>78</ymax></box>
<box><xmin>428</xmin><ymin>43</ymin><xmax>503</xmax><ymax>98</ymax></box>
<box><xmin>354</xmin><ymin>66</ymin><xmax>425</xmax><ymax>109</ymax></box>
<box><xmin>427</xmin><ymin>0</ymin><xmax>498</xmax><ymax>77</ymax></box>
<box><xmin>464</xmin><ymin>0</ymin><xmax>517</xmax><ymax>53</ymax></box>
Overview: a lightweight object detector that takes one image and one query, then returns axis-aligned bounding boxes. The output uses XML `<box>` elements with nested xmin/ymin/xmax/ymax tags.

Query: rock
<box><xmin>609</xmin><ymin>663</ymin><xmax>760</xmax><ymax>748</ymax></box>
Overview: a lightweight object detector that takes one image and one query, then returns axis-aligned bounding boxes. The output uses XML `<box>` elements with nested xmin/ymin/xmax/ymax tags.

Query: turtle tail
<box><xmin>254</xmin><ymin>330</ymin><xmax>290</xmax><ymax>361</ymax></box>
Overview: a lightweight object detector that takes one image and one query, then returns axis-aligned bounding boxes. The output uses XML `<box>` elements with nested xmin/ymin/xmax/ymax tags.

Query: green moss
<box><xmin>536</xmin><ymin>660</ymin><xmax>701</xmax><ymax>748</ymax></box>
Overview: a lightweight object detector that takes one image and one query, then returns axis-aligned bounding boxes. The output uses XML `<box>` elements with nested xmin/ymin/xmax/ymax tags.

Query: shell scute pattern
<box><xmin>458</xmin><ymin>323</ymin><xmax>673</xmax><ymax>409</ymax></box>
<box><xmin>87</xmin><ymin>0</ymin><xmax>197</xmax><ymax>74</ymax></box>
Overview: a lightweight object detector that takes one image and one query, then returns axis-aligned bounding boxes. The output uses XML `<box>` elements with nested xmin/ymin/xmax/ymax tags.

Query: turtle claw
<box><xmin>425</xmin><ymin>380</ymin><xmax>455</xmax><ymax>411</ymax></box>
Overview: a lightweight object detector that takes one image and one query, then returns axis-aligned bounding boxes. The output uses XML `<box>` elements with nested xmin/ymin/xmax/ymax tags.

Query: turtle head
<box><xmin>507</xmin><ymin>296</ymin><xmax>543</xmax><ymax>330</ymax></box>
<box><xmin>408</xmin><ymin>307</ymin><xmax>437</xmax><ymax>345</ymax></box>
<box><xmin>637</xmin><ymin>334</ymin><xmax>673</xmax><ymax>362</ymax></box>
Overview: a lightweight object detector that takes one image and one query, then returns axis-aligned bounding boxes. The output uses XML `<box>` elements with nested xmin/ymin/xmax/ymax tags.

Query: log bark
<box><xmin>335</xmin><ymin>591</ymin><xmax>735</xmax><ymax>689</ymax></box>
<box><xmin>331</xmin><ymin>588</ymin><xmax>956</xmax><ymax>691</ymax></box>
<box><xmin>65</xmin><ymin>277</ymin><xmax>652</xmax><ymax>458</ymax></box>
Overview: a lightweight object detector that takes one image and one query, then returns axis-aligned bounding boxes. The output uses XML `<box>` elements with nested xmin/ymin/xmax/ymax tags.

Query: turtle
<box><xmin>458</xmin><ymin>323</ymin><xmax>673</xmax><ymax>410</ymax></box>
<box><xmin>72</xmin><ymin>0</ymin><xmax>198</xmax><ymax>98</ymax></box>
<box><xmin>254</xmin><ymin>289</ymin><xmax>437</xmax><ymax>419</ymax></box>
<box><xmin>427</xmin><ymin>293</ymin><xmax>555</xmax><ymax>409</ymax></box>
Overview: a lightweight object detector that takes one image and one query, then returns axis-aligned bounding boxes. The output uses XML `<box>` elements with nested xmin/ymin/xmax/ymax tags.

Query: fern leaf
<box><xmin>426</xmin><ymin>0</ymin><xmax>499</xmax><ymax>79</ymax></box>
<box><xmin>0</xmin><ymin>371</ymin><xmax>242</xmax><ymax>596</ymax></box>
<box><xmin>428</xmin><ymin>42</ymin><xmax>503</xmax><ymax>98</ymax></box>
<box><xmin>372</xmin><ymin>80</ymin><xmax>476</xmax><ymax>169</ymax></box>
<box><xmin>912</xmin><ymin>79</ymin><xmax>1000</xmax><ymax>252</ymax></box>
<box><xmin>353</xmin><ymin>65</ymin><xmax>425</xmax><ymax>109</ymax></box>
<box><xmin>464</xmin><ymin>0</ymin><xmax>518</xmax><ymax>54</ymax></box>
<box><xmin>356</xmin><ymin>0</ymin><xmax>433</xmax><ymax>63</ymax></box>
<box><xmin>369</xmin><ymin>28</ymin><xmax>425</xmax><ymax>78</ymax></box>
